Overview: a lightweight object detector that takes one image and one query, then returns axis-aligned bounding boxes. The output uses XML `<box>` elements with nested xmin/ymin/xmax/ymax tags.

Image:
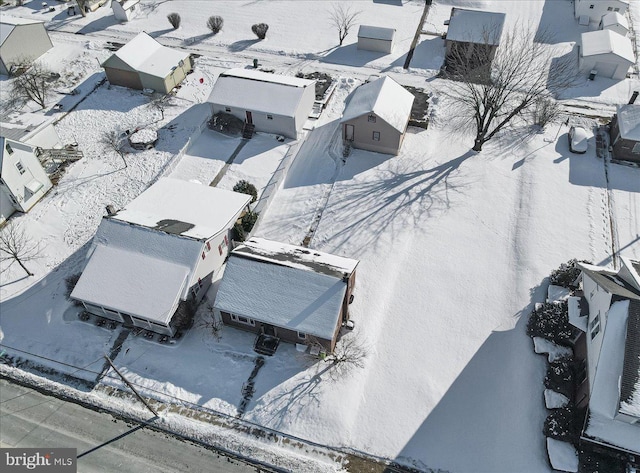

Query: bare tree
<box><xmin>307</xmin><ymin>334</ymin><xmax>368</xmax><ymax>380</ymax></box>
<box><xmin>149</xmin><ymin>94</ymin><xmax>172</xmax><ymax>122</ymax></box>
<box><xmin>251</xmin><ymin>23</ymin><xmax>269</xmax><ymax>40</ymax></box>
<box><xmin>167</xmin><ymin>12</ymin><xmax>181</xmax><ymax>29</ymax></box>
<box><xmin>101</xmin><ymin>130</ymin><xmax>128</xmax><ymax>169</ymax></box>
<box><xmin>207</xmin><ymin>16</ymin><xmax>223</xmax><ymax>34</ymax></box>
<box><xmin>9</xmin><ymin>62</ymin><xmax>56</xmax><ymax>110</ymax></box>
<box><xmin>443</xmin><ymin>25</ymin><xmax>576</xmax><ymax>151</ymax></box>
<box><xmin>0</xmin><ymin>222</ymin><xmax>41</xmax><ymax>277</ymax></box>
<box><xmin>198</xmin><ymin>303</ymin><xmax>223</xmax><ymax>341</ymax></box>
<box><xmin>75</xmin><ymin>0</ymin><xmax>87</xmax><ymax>17</ymax></box>
<box><xmin>532</xmin><ymin>95</ymin><xmax>561</xmax><ymax>129</ymax></box>
<box><xmin>329</xmin><ymin>4</ymin><xmax>361</xmax><ymax>46</ymax></box>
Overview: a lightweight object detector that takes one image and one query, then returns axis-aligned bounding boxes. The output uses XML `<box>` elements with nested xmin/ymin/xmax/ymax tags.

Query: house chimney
<box><xmin>105</xmin><ymin>205</ymin><xmax>116</xmax><ymax>216</ymax></box>
<box><xmin>629</xmin><ymin>91</ymin><xmax>639</xmax><ymax>105</ymax></box>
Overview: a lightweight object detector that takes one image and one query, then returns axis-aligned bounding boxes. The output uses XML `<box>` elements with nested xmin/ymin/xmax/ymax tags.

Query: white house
<box><xmin>357</xmin><ymin>25</ymin><xmax>396</xmax><ymax>54</ymax></box>
<box><xmin>341</xmin><ymin>76</ymin><xmax>414</xmax><ymax>155</ymax></box>
<box><xmin>71</xmin><ymin>178</ymin><xmax>251</xmax><ymax>336</ymax></box>
<box><xmin>207</xmin><ymin>68</ymin><xmax>316</xmax><ymax>139</ymax></box>
<box><xmin>102</xmin><ymin>32</ymin><xmax>192</xmax><ymax>93</ymax></box>
<box><xmin>112</xmin><ymin>0</ymin><xmax>140</xmax><ymax>22</ymax></box>
<box><xmin>0</xmin><ymin>137</ymin><xmax>52</xmax><ymax>224</ymax></box>
<box><xmin>214</xmin><ymin>237</ymin><xmax>359</xmax><ymax>353</ymax></box>
<box><xmin>599</xmin><ymin>11</ymin><xmax>629</xmax><ymax>37</ymax></box>
<box><xmin>572</xmin><ymin>259</ymin><xmax>640</xmax><ymax>464</ymax></box>
<box><xmin>0</xmin><ymin>17</ymin><xmax>52</xmax><ymax>75</ymax></box>
<box><xmin>575</xmin><ymin>0</ymin><xmax>629</xmax><ymax>24</ymax></box>
<box><xmin>579</xmin><ymin>29</ymin><xmax>634</xmax><ymax>80</ymax></box>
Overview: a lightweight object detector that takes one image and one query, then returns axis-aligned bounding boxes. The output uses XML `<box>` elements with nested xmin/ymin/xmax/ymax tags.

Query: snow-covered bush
<box><xmin>252</xmin><ymin>23</ymin><xmax>269</xmax><ymax>40</ymax></box>
<box><xmin>544</xmin><ymin>407</ymin><xmax>579</xmax><ymax>444</ymax></box>
<box><xmin>527</xmin><ymin>301</ymin><xmax>575</xmax><ymax>345</ymax></box>
<box><xmin>207</xmin><ymin>16</ymin><xmax>223</xmax><ymax>34</ymax></box>
<box><xmin>167</xmin><ymin>13</ymin><xmax>181</xmax><ymax>29</ymax></box>
<box><xmin>579</xmin><ymin>447</ymin><xmax>627</xmax><ymax>473</ymax></box>
<box><xmin>549</xmin><ymin>259</ymin><xmax>586</xmax><ymax>289</ymax></box>
<box><xmin>233</xmin><ymin>180</ymin><xmax>258</xmax><ymax>203</ymax></box>
<box><xmin>544</xmin><ymin>360</ymin><xmax>574</xmax><ymax>399</ymax></box>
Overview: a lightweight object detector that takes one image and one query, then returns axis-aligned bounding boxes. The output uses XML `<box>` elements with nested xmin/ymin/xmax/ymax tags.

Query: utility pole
<box><xmin>104</xmin><ymin>356</ymin><xmax>159</xmax><ymax>417</ymax></box>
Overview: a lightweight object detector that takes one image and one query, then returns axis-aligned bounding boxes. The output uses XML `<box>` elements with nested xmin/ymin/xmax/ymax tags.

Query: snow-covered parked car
<box><xmin>568</xmin><ymin>126</ymin><xmax>588</xmax><ymax>154</ymax></box>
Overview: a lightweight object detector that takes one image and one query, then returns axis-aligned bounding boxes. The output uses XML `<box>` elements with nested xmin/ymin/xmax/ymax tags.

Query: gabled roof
<box><xmin>110</xmin><ymin>177</ymin><xmax>251</xmax><ymax>241</ymax></box>
<box><xmin>0</xmin><ymin>17</ymin><xmax>46</xmax><ymax>46</ymax></box>
<box><xmin>620</xmin><ymin>300</ymin><xmax>640</xmax><ymax>417</ymax></box>
<box><xmin>215</xmin><ymin>238</ymin><xmax>358</xmax><ymax>341</ymax></box>
<box><xmin>616</xmin><ymin>104</ymin><xmax>640</xmax><ymax>141</ymax></box>
<box><xmin>580</xmin><ymin>30</ymin><xmax>635</xmax><ymax>62</ymax></box>
<box><xmin>341</xmin><ymin>76</ymin><xmax>414</xmax><ymax>132</ymax></box>
<box><xmin>358</xmin><ymin>25</ymin><xmax>396</xmax><ymax>41</ymax></box>
<box><xmin>601</xmin><ymin>11</ymin><xmax>629</xmax><ymax>30</ymax></box>
<box><xmin>102</xmin><ymin>32</ymin><xmax>189</xmax><ymax>78</ymax></box>
<box><xmin>446</xmin><ymin>8</ymin><xmax>505</xmax><ymax>46</ymax></box>
<box><xmin>0</xmin><ymin>136</ymin><xmax>35</xmax><ymax>178</ymax></box>
<box><xmin>207</xmin><ymin>68</ymin><xmax>314</xmax><ymax>117</ymax></box>
<box><xmin>579</xmin><ymin>262</ymin><xmax>640</xmax><ymax>300</ymax></box>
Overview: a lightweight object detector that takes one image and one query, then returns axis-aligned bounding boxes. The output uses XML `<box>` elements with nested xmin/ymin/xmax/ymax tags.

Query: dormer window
<box><xmin>5</xmin><ymin>142</ymin><xmax>13</xmax><ymax>155</ymax></box>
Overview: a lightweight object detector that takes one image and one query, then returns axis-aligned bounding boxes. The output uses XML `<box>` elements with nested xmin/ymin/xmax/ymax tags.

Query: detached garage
<box><xmin>0</xmin><ymin>17</ymin><xmax>52</xmax><ymax>76</ymax></box>
<box><xmin>579</xmin><ymin>30</ymin><xmax>634</xmax><ymax>80</ymax></box>
<box><xmin>357</xmin><ymin>25</ymin><xmax>396</xmax><ymax>54</ymax></box>
<box><xmin>102</xmin><ymin>32</ymin><xmax>191</xmax><ymax>93</ymax></box>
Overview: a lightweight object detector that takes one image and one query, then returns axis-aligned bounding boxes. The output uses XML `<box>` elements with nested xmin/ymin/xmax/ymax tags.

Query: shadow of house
<box><xmin>321</xmin><ymin>43</ymin><xmax>388</xmax><ymax>67</ymax></box>
<box><xmin>75</xmin><ymin>14</ymin><xmax>119</xmax><ymax>35</ymax></box>
<box><xmin>443</xmin><ymin>7</ymin><xmax>505</xmax><ymax>77</ymax></box>
<box><xmin>534</xmin><ymin>0</ymin><xmax>578</xmax><ymax>45</ymax></box>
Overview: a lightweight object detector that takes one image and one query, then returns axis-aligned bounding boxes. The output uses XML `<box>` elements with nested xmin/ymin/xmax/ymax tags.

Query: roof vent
<box><xmin>105</xmin><ymin>205</ymin><xmax>117</xmax><ymax>216</ymax></box>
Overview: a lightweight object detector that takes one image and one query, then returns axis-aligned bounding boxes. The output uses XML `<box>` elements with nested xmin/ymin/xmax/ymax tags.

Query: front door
<box><xmin>246</xmin><ymin>111</ymin><xmax>253</xmax><ymax>124</ymax></box>
<box><xmin>345</xmin><ymin>124</ymin><xmax>354</xmax><ymax>141</ymax></box>
<box><xmin>263</xmin><ymin>324</ymin><xmax>276</xmax><ymax>336</ymax></box>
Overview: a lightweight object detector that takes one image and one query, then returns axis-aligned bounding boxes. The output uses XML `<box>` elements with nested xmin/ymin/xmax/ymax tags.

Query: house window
<box><xmin>614</xmin><ymin>7</ymin><xmax>619</xmax><ymax>11</ymax></box>
<box><xmin>590</xmin><ymin>312</ymin><xmax>601</xmax><ymax>340</ymax></box>
<box><xmin>202</xmin><ymin>251</ymin><xmax>206</xmax><ymax>260</ymax></box>
<box><xmin>224</xmin><ymin>235</ymin><xmax>229</xmax><ymax>246</ymax></box>
<box><xmin>607</xmin><ymin>6</ymin><xmax>613</xmax><ymax>10</ymax></box>
<box><xmin>206</xmin><ymin>241</ymin><xmax>211</xmax><ymax>251</ymax></box>
<box><xmin>15</xmin><ymin>161</ymin><xmax>25</xmax><ymax>175</ymax></box>
<box><xmin>589</xmin><ymin>4</ymin><xmax>594</xmax><ymax>8</ymax></box>
<box><xmin>218</xmin><ymin>244</ymin><xmax>223</xmax><ymax>255</ymax></box>
<box><xmin>297</xmin><ymin>332</ymin><xmax>307</xmax><ymax>340</ymax></box>
<box><xmin>231</xmin><ymin>314</ymin><xmax>255</xmax><ymax>326</ymax></box>
<box><xmin>225</xmin><ymin>107</ymin><xmax>231</xmax><ymax>112</ymax></box>
<box><xmin>372</xmin><ymin>131</ymin><xmax>380</xmax><ymax>141</ymax></box>
<box><xmin>368</xmin><ymin>114</ymin><xmax>376</xmax><ymax>123</ymax></box>
<box><xmin>5</xmin><ymin>142</ymin><xmax>13</xmax><ymax>155</ymax></box>
<box><xmin>266</xmin><ymin>114</ymin><xmax>273</xmax><ymax>120</ymax></box>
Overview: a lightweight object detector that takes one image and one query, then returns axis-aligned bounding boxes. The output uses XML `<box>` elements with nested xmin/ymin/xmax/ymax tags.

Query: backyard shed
<box><xmin>575</xmin><ymin>0</ymin><xmax>629</xmax><ymax>24</ymax></box>
<box><xmin>444</xmin><ymin>8</ymin><xmax>505</xmax><ymax>74</ymax></box>
<box><xmin>102</xmin><ymin>32</ymin><xmax>192</xmax><ymax>93</ymax></box>
<box><xmin>599</xmin><ymin>12</ymin><xmax>629</xmax><ymax>37</ymax></box>
<box><xmin>112</xmin><ymin>0</ymin><xmax>140</xmax><ymax>22</ymax></box>
<box><xmin>71</xmin><ymin>178</ymin><xmax>251</xmax><ymax>336</ymax></box>
<box><xmin>610</xmin><ymin>104</ymin><xmax>640</xmax><ymax>162</ymax></box>
<box><xmin>207</xmin><ymin>68</ymin><xmax>316</xmax><ymax>139</ymax></box>
<box><xmin>214</xmin><ymin>238</ymin><xmax>359</xmax><ymax>353</ymax></box>
<box><xmin>579</xmin><ymin>30</ymin><xmax>634</xmax><ymax>80</ymax></box>
<box><xmin>0</xmin><ymin>137</ymin><xmax>52</xmax><ymax>224</ymax></box>
<box><xmin>341</xmin><ymin>76</ymin><xmax>414</xmax><ymax>155</ymax></box>
<box><xmin>0</xmin><ymin>17</ymin><xmax>52</xmax><ymax>75</ymax></box>
<box><xmin>357</xmin><ymin>25</ymin><xmax>396</xmax><ymax>53</ymax></box>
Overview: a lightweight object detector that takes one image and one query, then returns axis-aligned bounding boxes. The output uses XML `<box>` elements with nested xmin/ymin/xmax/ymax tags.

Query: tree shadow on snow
<box><xmin>227</xmin><ymin>39</ymin><xmax>260</xmax><ymax>53</ymax></box>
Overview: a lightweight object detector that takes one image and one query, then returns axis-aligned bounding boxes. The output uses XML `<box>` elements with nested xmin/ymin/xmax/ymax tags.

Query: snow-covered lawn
<box><xmin>1</xmin><ymin>0</ymin><xmax>640</xmax><ymax>471</ymax></box>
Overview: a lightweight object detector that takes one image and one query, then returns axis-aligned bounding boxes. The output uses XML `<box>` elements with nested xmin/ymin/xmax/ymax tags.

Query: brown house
<box><xmin>213</xmin><ymin>238</ymin><xmax>359</xmax><ymax>354</ymax></box>
<box><xmin>610</xmin><ymin>103</ymin><xmax>640</xmax><ymax>163</ymax></box>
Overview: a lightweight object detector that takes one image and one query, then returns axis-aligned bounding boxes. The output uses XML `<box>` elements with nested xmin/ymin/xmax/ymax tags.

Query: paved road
<box><xmin>0</xmin><ymin>378</ymin><xmax>262</xmax><ymax>473</ymax></box>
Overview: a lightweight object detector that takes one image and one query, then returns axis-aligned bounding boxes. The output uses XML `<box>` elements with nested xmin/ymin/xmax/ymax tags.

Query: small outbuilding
<box><xmin>71</xmin><ymin>178</ymin><xmax>251</xmax><ymax>336</ymax></box>
<box><xmin>610</xmin><ymin>103</ymin><xmax>640</xmax><ymax>162</ymax></box>
<box><xmin>207</xmin><ymin>68</ymin><xmax>316</xmax><ymax>139</ymax></box>
<box><xmin>112</xmin><ymin>0</ymin><xmax>140</xmax><ymax>22</ymax></box>
<box><xmin>599</xmin><ymin>12</ymin><xmax>629</xmax><ymax>37</ymax></box>
<box><xmin>357</xmin><ymin>25</ymin><xmax>396</xmax><ymax>54</ymax></box>
<box><xmin>444</xmin><ymin>7</ymin><xmax>506</xmax><ymax>74</ymax></box>
<box><xmin>214</xmin><ymin>238</ymin><xmax>359</xmax><ymax>353</ymax></box>
<box><xmin>0</xmin><ymin>17</ymin><xmax>53</xmax><ymax>76</ymax></box>
<box><xmin>575</xmin><ymin>0</ymin><xmax>629</xmax><ymax>24</ymax></box>
<box><xmin>579</xmin><ymin>29</ymin><xmax>634</xmax><ymax>80</ymax></box>
<box><xmin>0</xmin><ymin>137</ymin><xmax>53</xmax><ymax>224</ymax></box>
<box><xmin>102</xmin><ymin>32</ymin><xmax>192</xmax><ymax>93</ymax></box>
<box><xmin>341</xmin><ymin>76</ymin><xmax>414</xmax><ymax>155</ymax></box>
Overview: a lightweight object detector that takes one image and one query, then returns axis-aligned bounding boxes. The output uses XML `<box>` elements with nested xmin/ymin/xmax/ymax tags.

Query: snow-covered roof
<box><xmin>119</xmin><ymin>0</ymin><xmax>140</xmax><ymax>10</ymax></box>
<box><xmin>70</xmin><ymin>244</ymin><xmax>189</xmax><ymax>324</ymax></box>
<box><xmin>341</xmin><ymin>76</ymin><xmax>414</xmax><ymax>133</ymax></box>
<box><xmin>111</xmin><ymin>177</ymin><xmax>250</xmax><ymax>240</ymax></box>
<box><xmin>580</xmin><ymin>30</ymin><xmax>635</xmax><ymax>62</ymax></box>
<box><xmin>207</xmin><ymin>68</ymin><xmax>314</xmax><ymax>117</ymax></box>
<box><xmin>620</xmin><ymin>300</ymin><xmax>640</xmax><ymax>417</ymax></box>
<box><xmin>0</xmin><ymin>113</ymin><xmax>56</xmax><ymax>144</ymax></box>
<box><xmin>215</xmin><ymin>240</ymin><xmax>358</xmax><ymax>340</ymax></box>
<box><xmin>358</xmin><ymin>25</ymin><xmax>396</xmax><ymax>41</ymax></box>
<box><xmin>600</xmin><ymin>11</ymin><xmax>629</xmax><ymax>30</ymax></box>
<box><xmin>446</xmin><ymin>8</ymin><xmax>505</xmax><ymax>46</ymax></box>
<box><xmin>0</xmin><ymin>17</ymin><xmax>45</xmax><ymax>46</ymax></box>
<box><xmin>232</xmin><ymin>237</ymin><xmax>359</xmax><ymax>278</ymax></box>
<box><xmin>584</xmin><ymin>300</ymin><xmax>640</xmax><ymax>455</ymax></box>
<box><xmin>616</xmin><ymin>104</ymin><xmax>640</xmax><ymax>141</ymax></box>
<box><xmin>579</xmin><ymin>262</ymin><xmax>640</xmax><ymax>300</ymax></box>
<box><xmin>103</xmin><ymin>32</ymin><xmax>190</xmax><ymax>78</ymax></box>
